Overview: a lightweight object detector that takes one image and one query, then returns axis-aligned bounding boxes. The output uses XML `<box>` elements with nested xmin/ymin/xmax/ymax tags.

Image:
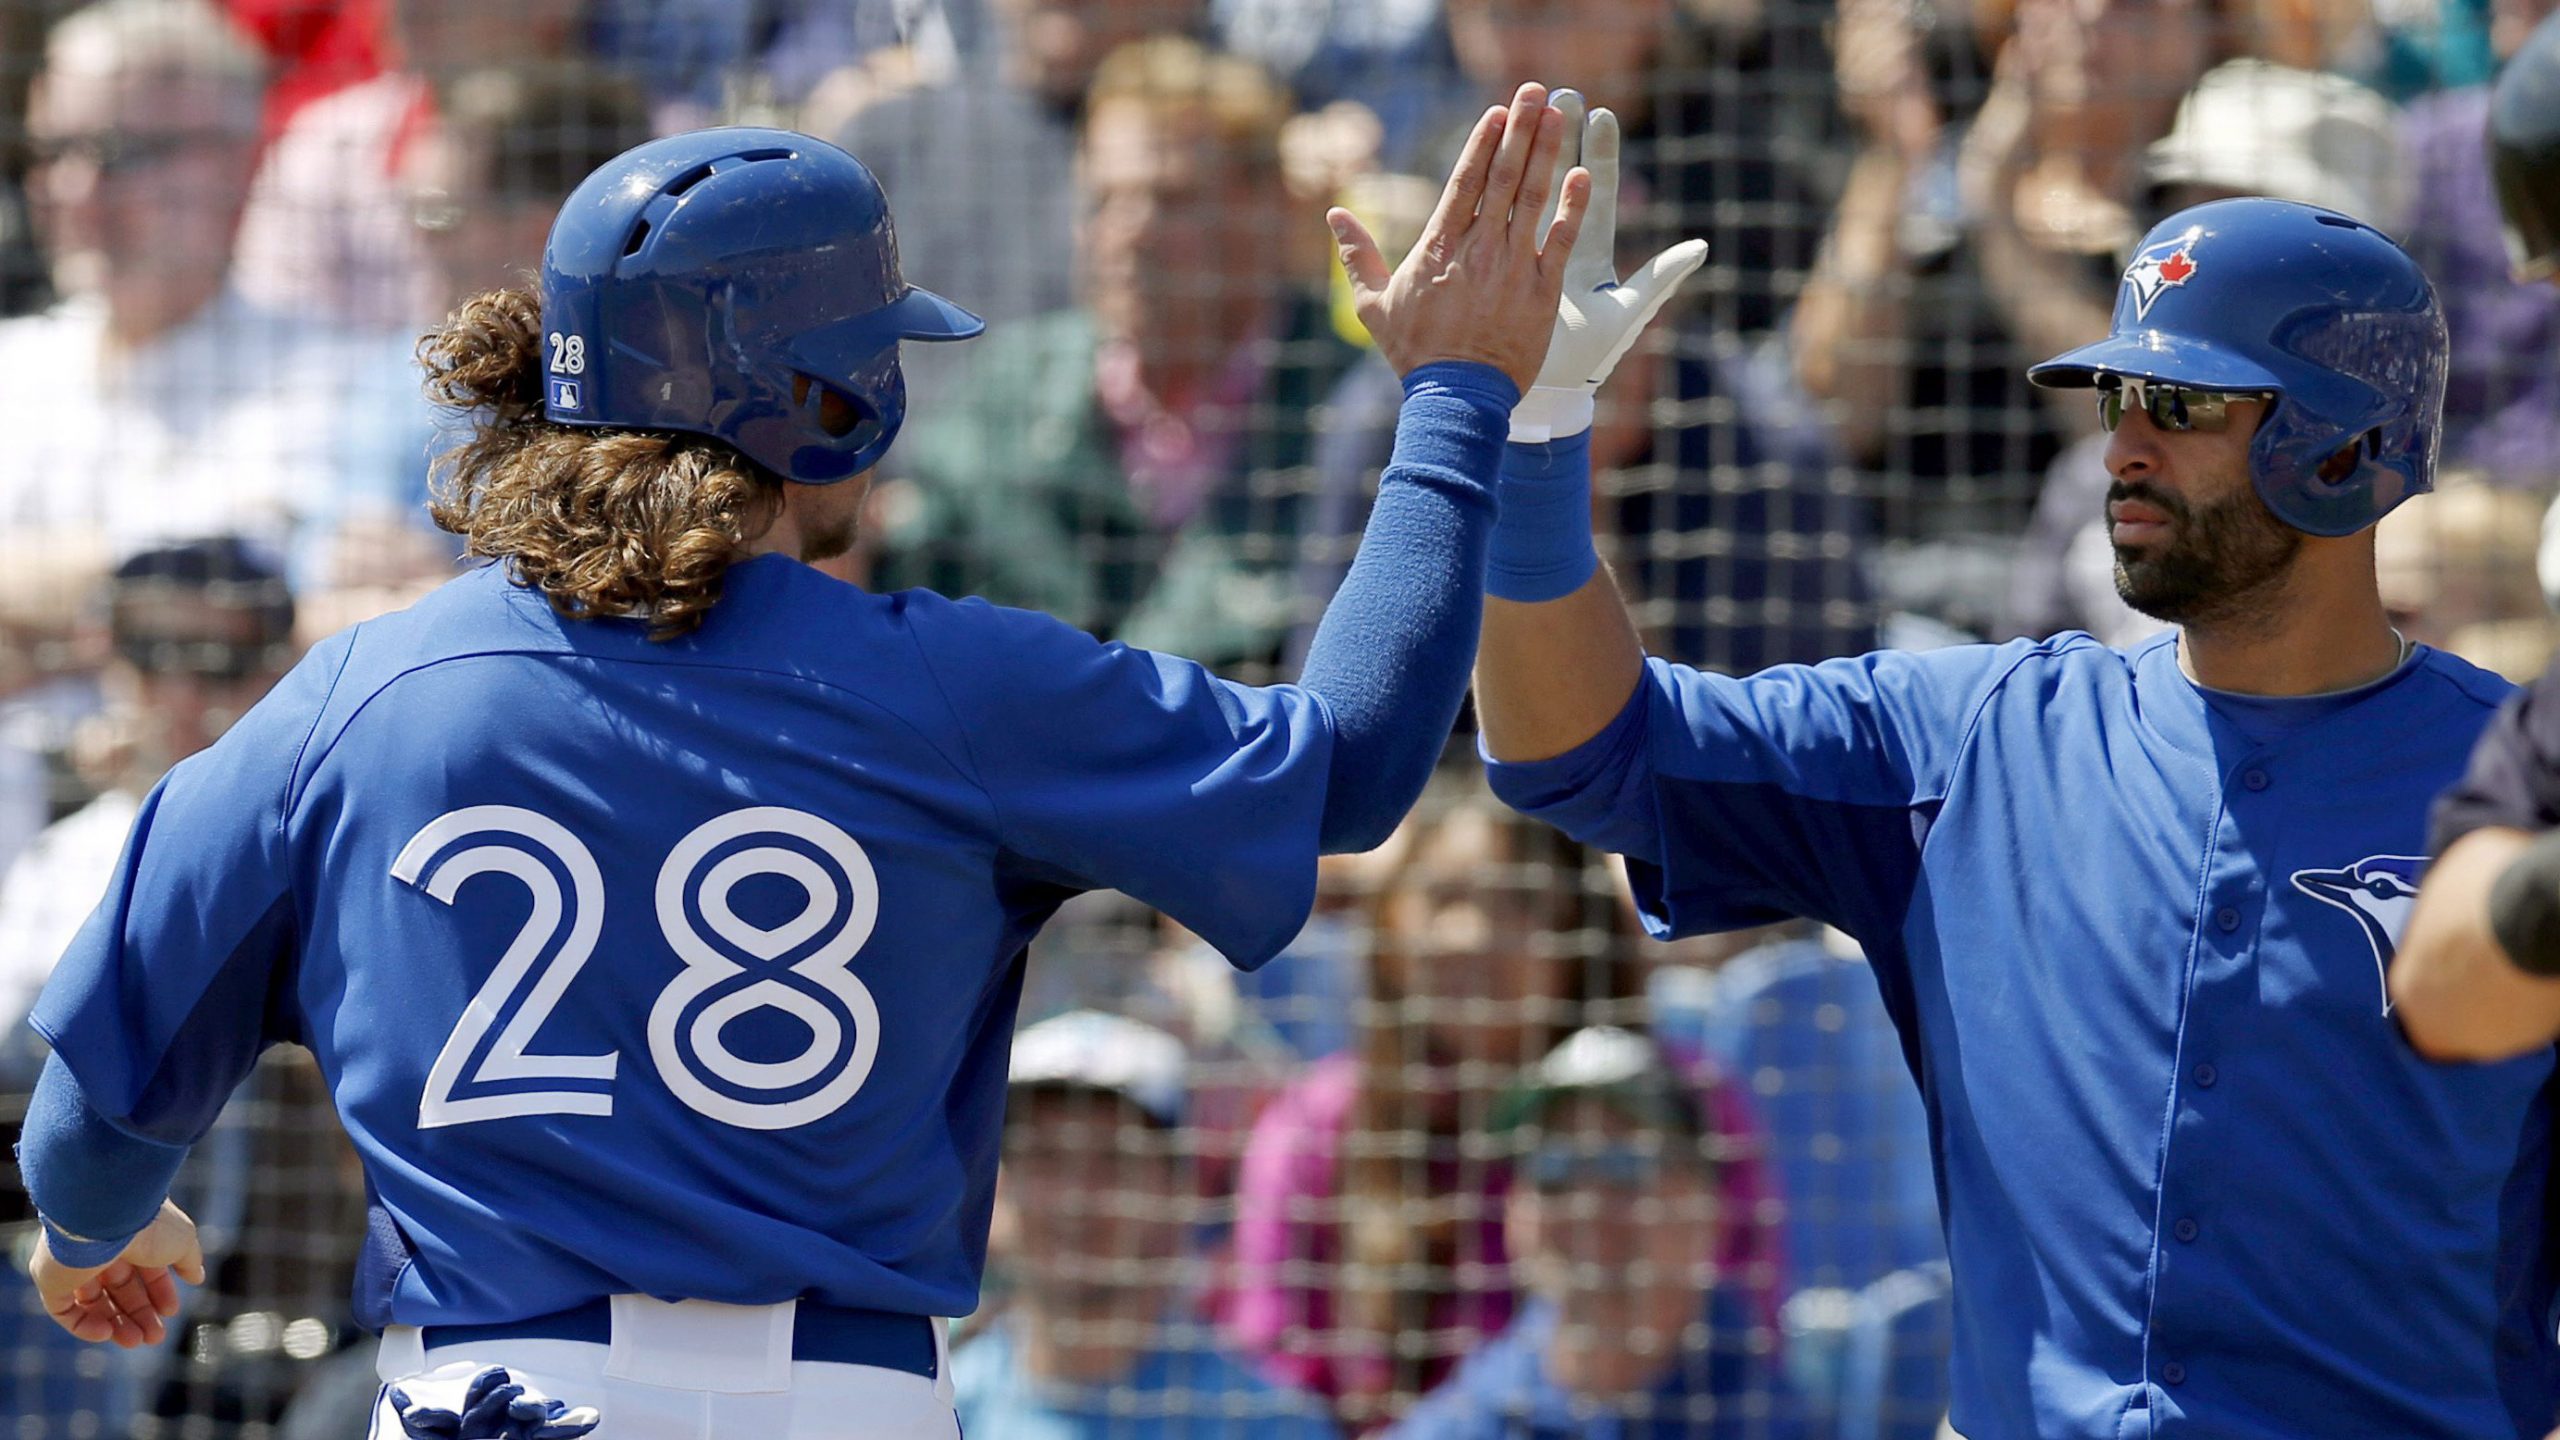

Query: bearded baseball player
<box><xmin>13</xmin><ymin>85</ymin><xmax>1607</xmax><ymax>1440</ymax></box>
<box><xmin>1475</xmin><ymin>127</ymin><xmax>2558</xmax><ymax>1440</ymax></box>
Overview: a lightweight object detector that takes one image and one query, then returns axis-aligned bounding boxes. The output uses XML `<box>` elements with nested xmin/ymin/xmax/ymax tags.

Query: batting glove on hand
<box><xmin>389</xmin><ymin>1363</ymin><xmax>602</xmax><ymax>1440</ymax></box>
<box><xmin>1511</xmin><ymin>91</ymin><xmax>1710</xmax><ymax>443</ymax></box>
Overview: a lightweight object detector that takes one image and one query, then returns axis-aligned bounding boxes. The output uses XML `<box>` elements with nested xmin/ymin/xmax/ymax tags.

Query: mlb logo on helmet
<box><xmin>2122</xmin><ymin>232</ymin><xmax>2202</xmax><ymax>320</ymax></box>
<box><xmin>550</xmin><ymin>378</ymin><xmax>583</xmax><ymax>412</ymax></box>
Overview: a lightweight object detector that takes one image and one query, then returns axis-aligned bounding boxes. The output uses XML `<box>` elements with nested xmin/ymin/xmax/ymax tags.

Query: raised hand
<box><xmin>1327</xmin><ymin>82</ymin><xmax>1593</xmax><ymax>395</ymax></box>
<box><xmin>1510</xmin><ymin>90</ymin><xmax>1710</xmax><ymax>441</ymax></box>
<box><xmin>32</xmin><ymin>1199</ymin><xmax>205</xmax><ymax>1348</ymax></box>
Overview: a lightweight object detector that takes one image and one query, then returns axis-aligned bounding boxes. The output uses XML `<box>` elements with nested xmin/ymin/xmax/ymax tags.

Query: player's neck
<box><xmin>2175</xmin><ymin>566</ymin><xmax>2401</xmax><ymax>697</ymax></box>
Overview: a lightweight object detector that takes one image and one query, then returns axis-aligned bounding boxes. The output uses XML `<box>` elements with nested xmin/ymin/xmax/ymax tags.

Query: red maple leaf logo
<box><xmin>2157</xmin><ymin>249</ymin><xmax>2196</xmax><ymax>285</ymax></box>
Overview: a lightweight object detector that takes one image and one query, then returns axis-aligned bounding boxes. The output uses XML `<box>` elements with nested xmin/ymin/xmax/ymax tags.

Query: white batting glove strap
<box><xmin>1509</xmin><ymin>388</ymin><xmax>1597</xmax><ymax>443</ymax></box>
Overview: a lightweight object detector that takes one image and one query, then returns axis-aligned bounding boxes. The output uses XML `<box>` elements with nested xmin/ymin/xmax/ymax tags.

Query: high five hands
<box><xmin>1328</xmin><ymin>83</ymin><xmax>1708</xmax><ymax>429</ymax></box>
<box><xmin>1329</xmin><ymin>82</ymin><xmax>1591</xmax><ymax>395</ymax></box>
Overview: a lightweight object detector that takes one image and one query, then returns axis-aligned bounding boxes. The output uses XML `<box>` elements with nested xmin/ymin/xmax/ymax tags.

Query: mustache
<box><xmin>2106</xmin><ymin>480</ymin><xmax>2192</xmax><ymax>525</ymax></box>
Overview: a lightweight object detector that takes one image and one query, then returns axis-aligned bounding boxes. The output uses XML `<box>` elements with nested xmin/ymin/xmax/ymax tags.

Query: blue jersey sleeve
<box><xmin>27</xmin><ymin>631</ymin><xmax>353</xmax><ymax>1146</ymax></box>
<box><xmin>901</xmin><ymin>596</ymin><xmax>1332</xmax><ymax>968</ymax></box>
<box><xmin>1487</xmin><ymin>643</ymin><xmax>2033</xmax><ymax>944</ymax></box>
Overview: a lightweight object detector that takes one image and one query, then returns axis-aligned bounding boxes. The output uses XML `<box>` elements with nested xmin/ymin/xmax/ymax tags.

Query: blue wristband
<box><xmin>1487</xmin><ymin>431</ymin><xmax>1599</xmax><ymax>602</ymax></box>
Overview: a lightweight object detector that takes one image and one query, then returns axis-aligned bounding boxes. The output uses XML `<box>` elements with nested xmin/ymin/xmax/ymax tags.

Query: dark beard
<box><xmin>2109</xmin><ymin>478</ymin><xmax>2302</xmax><ymax>628</ymax></box>
<box><xmin>798</xmin><ymin>517</ymin><xmax>858</xmax><ymax>564</ymax></box>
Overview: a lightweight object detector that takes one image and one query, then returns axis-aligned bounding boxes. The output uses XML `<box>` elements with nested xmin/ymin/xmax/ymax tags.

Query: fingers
<box><xmin>1577</xmin><ymin>106</ymin><xmax>1625</xmax><ymax>287</ymax></box>
<box><xmin>1588</xmin><ymin>238</ymin><xmax>1711</xmax><ymax>385</ymax></box>
<box><xmin>1479</xmin><ymin>82</ymin><xmax>1552</xmax><ymax>229</ymax></box>
<box><xmin>1528</xmin><ymin>89</ymin><xmax>1586</xmax><ymax>243</ymax></box>
<box><xmin>1507</xmin><ymin>91</ymin><xmax>1575</xmax><ymax>248</ymax></box>
<box><xmin>1420</xmin><ymin>105</ymin><xmax>1505</xmax><ymax>249</ymax></box>
<box><xmin>1622</xmin><ymin>239</ymin><xmax>1711</xmax><ymax>322</ymax></box>
<box><xmin>1538</xmin><ymin>170</ymin><xmax>1595</xmax><ymax>288</ymax></box>
<box><xmin>49</xmin><ymin>1279</ymin><xmax>158</xmax><ymax>1347</ymax></box>
<box><xmin>173</xmin><ymin>1241</ymin><xmax>206</xmax><ymax>1287</ymax></box>
<box><xmin>98</xmin><ymin>1263</ymin><xmax>167</xmax><ymax>1344</ymax></box>
<box><xmin>1328</xmin><ymin>207</ymin><xmax>1391</xmax><ymax>318</ymax></box>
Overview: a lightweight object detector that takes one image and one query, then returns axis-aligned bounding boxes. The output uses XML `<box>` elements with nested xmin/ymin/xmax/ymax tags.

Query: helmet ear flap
<box><xmin>791</xmin><ymin>373</ymin><xmax>873</xmax><ymax>441</ymax></box>
<box><xmin>781</xmin><ymin>364</ymin><xmax>904</xmax><ymax>481</ymax></box>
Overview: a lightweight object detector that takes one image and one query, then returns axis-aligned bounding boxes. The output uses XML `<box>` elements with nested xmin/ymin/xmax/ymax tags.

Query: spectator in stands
<box><xmin>1793</xmin><ymin>0</ymin><xmax>2214</xmax><ymax>559</ymax></box>
<box><xmin>1223</xmin><ymin>783</ymin><xmax>1607</xmax><ymax>1423</ymax></box>
<box><xmin>0</xmin><ymin>537</ymin><xmax>297</xmax><ymax>1438</ymax></box>
<box><xmin>807</xmin><ymin>0</ymin><xmax>1208</xmax><ymax>353</ymax></box>
<box><xmin>1223</xmin><ymin>780</ymin><xmax>1780</xmax><ymax>1428</ymax></box>
<box><xmin>0</xmin><ymin>0</ymin><xmax>68</xmax><ymax>318</ymax></box>
<box><xmin>870</xmin><ymin>37</ymin><xmax>1359</xmax><ymax>676</ymax></box>
<box><xmin>1211</xmin><ymin>0</ymin><xmax>1468</xmax><ymax>169</ymax></box>
<box><xmin>2401</xmin><ymin>0</ymin><xmax>2560</xmax><ymax>492</ymax></box>
<box><xmin>957</xmin><ymin>1010</ymin><xmax>1340</xmax><ymax>1440</ymax></box>
<box><xmin>405</xmin><ymin>61</ymin><xmax>652</xmax><ymax>312</ymax></box>
<box><xmin>0</xmin><ymin>0</ymin><xmax>413</xmax><ymax>611</ymax></box>
<box><xmin>1386</xmin><ymin>1027</ymin><xmax>1805</xmax><ymax>1440</ymax></box>
<box><xmin>0</xmin><ymin>537</ymin><xmax>293</xmax><ymax>1033</ymax></box>
<box><xmin>2375</xmin><ymin>475</ymin><xmax>2560</xmax><ymax>681</ymax></box>
<box><xmin>2000</xmin><ymin>59</ymin><xmax>2408</xmax><ymax>645</ymax></box>
<box><xmin>227</xmin><ymin>0</ymin><xmax>587</xmax><ymax>330</ymax></box>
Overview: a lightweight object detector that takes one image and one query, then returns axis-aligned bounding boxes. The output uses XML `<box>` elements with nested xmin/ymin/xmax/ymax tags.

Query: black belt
<box><xmin>419</xmin><ymin>1298</ymin><xmax>938</xmax><ymax>1379</ymax></box>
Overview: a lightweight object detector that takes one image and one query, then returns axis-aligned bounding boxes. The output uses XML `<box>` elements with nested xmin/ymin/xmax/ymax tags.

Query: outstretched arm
<box><xmin>1473</xmin><ymin>94</ymin><xmax>1706</xmax><ymax>764</ymax></box>
<box><xmin>1291</xmin><ymin>82</ymin><xmax>1594</xmax><ymax>851</ymax></box>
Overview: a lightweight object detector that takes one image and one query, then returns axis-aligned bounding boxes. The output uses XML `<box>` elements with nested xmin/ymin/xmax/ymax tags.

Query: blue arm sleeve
<box><xmin>1488</xmin><ymin>644</ymin><xmax>2041</xmax><ymax>944</ymax></box>
<box><xmin>1297</xmin><ymin>361</ymin><xmax>1516</xmax><ymax>853</ymax></box>
<box><xmin>18</xmin><ymin>1050</ymin><xmax>185</xmax><ymax>1267</ymax></box>
<box><xmin>1485</xmin><ymin>430</ymin><xmax>1598</xmax><ymax>603</ymax></box>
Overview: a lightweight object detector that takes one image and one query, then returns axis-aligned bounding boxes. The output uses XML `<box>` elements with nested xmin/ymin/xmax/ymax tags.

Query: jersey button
<box><xmin>2193</xmin><ymin>1062</ymin><xmax>2217</xmax><ymax>1088</ymax></box>
<box><xmin>2174</xmin><ymin>1217</ymin><xmax>2200</xmax><ymax>1242</ymax></box>
<box><xmin>2215</xmin><ymin>906</ymin><xmax>2241</xmax><ymax>932</ymax></box>
<box><xmin>2163</xmin><ymin>1362</ymin><xmax>2188</xmax><ymax>1386</ymax></box>
<box><xmin>2243</xmin><ymin>767</ymin><xmax>2270</xmax><ymax>791</ymax></box>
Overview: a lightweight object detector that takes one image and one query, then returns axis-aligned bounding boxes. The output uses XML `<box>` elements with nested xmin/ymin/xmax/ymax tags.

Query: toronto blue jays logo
<box><xmin>2290</xmin><ymin>856</ymin><xmax>2424</xmax><ymax>1015</ymax></box>
<box><xmin>2122</xmin><ymin>232</ymin><xmax>2202</xmax><ymax>321</ymax></box>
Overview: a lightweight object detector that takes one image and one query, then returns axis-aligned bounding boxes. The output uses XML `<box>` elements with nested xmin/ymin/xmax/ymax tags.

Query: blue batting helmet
<box><xmin>2028</xmin><ymin>197</ymin><xmax>2447</xmax><ymax>537</ymax></box>
<box><xmin>538</xmin><ymin>126</ymin><xmax>983</xmax><ymax>485</ymax></box>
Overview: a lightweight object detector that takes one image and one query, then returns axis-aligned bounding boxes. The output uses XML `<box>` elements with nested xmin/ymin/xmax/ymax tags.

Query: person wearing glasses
<box><xmin>0</xmin><ymin>0</ymin><xmax>420</xmax><ymax>616</ymax></box>
<box><xmin>1383</xmin><ymin>1027</ymin><xmax>1800</xmax><ymax>1440</ymax></box>
<box><xmin>1474</xmin><ymin>177</ymin><xmax>2558</xmax><ymax>1438</ymax></box>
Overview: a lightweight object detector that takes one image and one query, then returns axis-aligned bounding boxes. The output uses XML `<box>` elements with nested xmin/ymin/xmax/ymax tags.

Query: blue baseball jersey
<box><xmin>29</xmin><ymin>556</ymin><xmax>1332</xmax><ymax>1330</ymax></box>
<box><xmin>1490</xmin><ymin>632</ymin><xmax>2560</xmax><ymax>1440</ymax></box>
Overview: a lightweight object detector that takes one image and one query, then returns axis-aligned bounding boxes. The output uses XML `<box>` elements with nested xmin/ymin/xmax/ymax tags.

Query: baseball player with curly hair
<box><xmin>1474</xmin><ymin>100</ymin><xmax>2559</xmax><ymax>1440</ymax></box>
<box><xmin>13</xmin><ymin>84</ymin><xmax>1606</xmax><ymax>1440</ymax></box>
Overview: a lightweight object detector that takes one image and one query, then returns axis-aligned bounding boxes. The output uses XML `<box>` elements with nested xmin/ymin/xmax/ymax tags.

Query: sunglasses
<box><xmin>31</xmin><ymin>131</ymin><xmax>236</xmax><ymax>178</ymax></box>
<box><xmin>2096</xmin><ymin>378</ymin><xmax>2267</xmax><ymax>435</ymax></box>
<box><xmin>1524</xmin><ymin>1139</ymin><xmax>1710</xmax><ymax>1193</ymax></box>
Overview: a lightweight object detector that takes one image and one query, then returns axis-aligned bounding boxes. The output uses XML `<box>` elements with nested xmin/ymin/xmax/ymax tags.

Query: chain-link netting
<box><xmin>0</xmin><ymin>0</ymin><xmax>2552</xmax><ymax>1436</ymax></box>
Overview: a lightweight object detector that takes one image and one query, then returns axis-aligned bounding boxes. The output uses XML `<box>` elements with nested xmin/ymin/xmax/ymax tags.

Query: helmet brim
<box><xmin>2027</xmin><ymin>331</ymin><xmax>2288</xmax><ymax>393</ymax></box>
<box><xmin>879</xmin><ymin>284</ymin><xmax>986</xmax><ymax>342</ymax></box>
<box><xmin>787</xmin><ymin>285</ymin><xmax>985</xmax><ymax>377</ymax></box>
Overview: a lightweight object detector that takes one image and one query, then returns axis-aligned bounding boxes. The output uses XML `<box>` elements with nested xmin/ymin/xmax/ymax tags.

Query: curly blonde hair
<box><xmin>419</xmin><ymin>286</ymin><xmax>778</xmax><ymax>640</ymax></box>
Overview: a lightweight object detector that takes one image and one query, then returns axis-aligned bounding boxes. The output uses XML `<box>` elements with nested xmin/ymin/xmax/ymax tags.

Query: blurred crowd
<box><xmin>0</xmin><ymin>0</ymin><xmax>2555</xmax><ymax>1435</ymax></box>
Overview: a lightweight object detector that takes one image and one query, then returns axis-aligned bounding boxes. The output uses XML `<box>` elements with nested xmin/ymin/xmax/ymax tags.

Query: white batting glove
<box><xmin>1510</xmin><ymin>91</ymin><xmax>1711</xmax><ymax>443</ymax></box>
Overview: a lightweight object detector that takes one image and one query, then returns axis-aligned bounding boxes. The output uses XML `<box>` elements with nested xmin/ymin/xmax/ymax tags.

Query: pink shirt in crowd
<box><xmin>1219</xmin><ymin>1050</ymin><xmax>1785</xmax><ymax>1413</ymax></box>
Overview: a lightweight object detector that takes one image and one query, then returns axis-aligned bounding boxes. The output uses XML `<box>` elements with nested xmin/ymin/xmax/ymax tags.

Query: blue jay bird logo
<box><xmin>2290</xmin><ymin>856</ymin><xmax>2426</xmax><ymax>1014</ymax></box>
